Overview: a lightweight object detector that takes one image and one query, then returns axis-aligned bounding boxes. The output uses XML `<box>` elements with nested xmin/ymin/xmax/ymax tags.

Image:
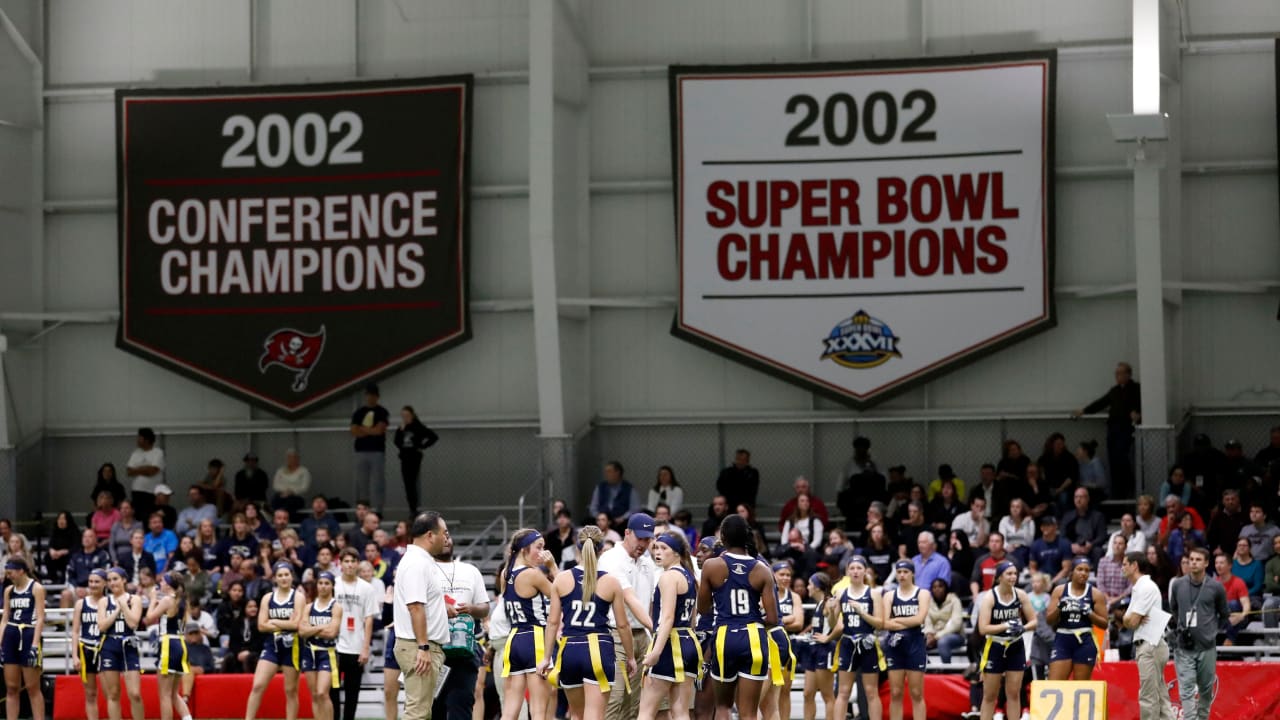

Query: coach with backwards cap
<box><xmin>393</xmin><ymin>511</ymin><xmax>451</xmax><ymax>720</ymax></box>
<box><xmin>596</xmin><ymin>512</ymin><xmax>658</xmax><ymax>720</ymax></box>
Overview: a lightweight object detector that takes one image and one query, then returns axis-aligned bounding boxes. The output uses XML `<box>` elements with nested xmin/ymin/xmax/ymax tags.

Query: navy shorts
<box><xmin>767</xmin><ymin>627</ymin><xmax>796</xmax><ymax>676</ymax></box>
<box><xmin>1050</xmin><ymin>630</ymin><xmax>1098</xmax><ymax>665</ymax></box>
<box><xmin>261</xmin><ymin>633</ymin><xmax>303</xmax><ymax>670</ymax></box>
<box><xmin>78</xmin><ymin>642</ymin><xmax>101</xmax><ymax>678</ymax></box>
<box><xmin>648</xmin><ymin>628</ymin><xmax>701</xmax><ymax>682</ymax></box>
<box><xmin>503</xmin><ymin>628</ymin><xmax>547</xmax><ymax>677</ymax></box>
<box><xmin>980</xmin><ymin>636</ymin><xmax>1027</xmax><ymax>674</ymax></box>
<box><xmin>384</xmin><ymin>627</ymin><xmax>399</xmax><ymax>670</ymax></box>
<box><xmin>882</xmin><ymin>631</ymin><xmax>926</xmax><ymax>672</ymax></box>
<box><xmin>97</xmin><ymin>636</ymin><xmax>141</xmax><ymax>673</ymax></box>
<box><xmin>0</xmin><ymin>625</ymin><xmax>39</xmax><ymax>667</ymax></box>
<box><xmin>156</xmin><ymin>635</ymin><xmax>189</xmax><ymax>675</ymax></box>
<box><xmin>552</xmin><ymin>634</ymin><xmax>616</xmax><ymax>691</ymax></box>
<box><xmin>835</xmin><ymin>635</ymin><xmax>885</xmax><ymax>674</ymax></box>
<box><xmin>711</xmin><ymin>624</ymin><xmax>771</xmax><ymax>682</ymax></box>
<box><xmin>798</xmin><ymin>639</ymin><xmax>836</xmax><ymax>673</ymax></box>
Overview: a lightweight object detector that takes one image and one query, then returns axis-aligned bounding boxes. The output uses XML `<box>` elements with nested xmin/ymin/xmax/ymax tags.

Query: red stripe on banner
<box><xmin>143</xmin><ymin>300</ymin><xmax>442</xmax><ymax>316</ymax></box>
<box><xmin>143</xmin><ymin>169</ymin><xmax>441</xmax><ymax>186</ymax></box>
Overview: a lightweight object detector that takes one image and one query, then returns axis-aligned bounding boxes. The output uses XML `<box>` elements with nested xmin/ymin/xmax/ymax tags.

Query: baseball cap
<box><xmin>154</xmin><ymin>484</ymin><xmax>173</xmax><ymax>496</ymax></box>
<box><xmin>627</xmin><ymin>513</ymin><xmax>655</xmax><ymax>539</ymax></box>
<box><xmin>184</xmin><ymin>622</ymin><xmax>202</xmax><ymax>634</ymax></box>
<box><xmin>1038</xmin><ymin>515</ymin><xmax>1058</xmax><ymax>526</ymax></box>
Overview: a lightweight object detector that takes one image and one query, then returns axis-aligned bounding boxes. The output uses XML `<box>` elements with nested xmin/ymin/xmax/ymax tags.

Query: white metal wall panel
<box><xmin>585</xmin><ymin>0</ymin><xmax>807</xmax><ymax>66</ymax></box>
<box><xmin>811</xmin><ymin>1</ymin><xmax>919</xmax><ymax>59</ymax></box>
<box><xmin>588</xmin><ymin>193</ymin><xmax>674</xmax><ymax>297</ymax></box>
<box><xmin>356</xmin><ymin>0</ymin><xmax>528</xmax><ymax>77</ymax></box>
<box><xmin>1055</xmin><ymin>178</ymin><xmax>1135</xmax><ymax>287</ymax></box>
<box><xmin>43</xmin><ymin>214</ymin><xmax>117</xmax><ymax>312</ymax></box>
<box><xmin>1181</xmin><ymin>175</ymin><xmax>1280</xmax><ymax>284</ymax></box>
<box><xmin>254</xmin><ymin>0</ymin><xmax>357</xmax><ymax>83</ymax></box>
<box><xmin>44</xmin><ymin>100</ymin><xmax>114</xmax><ymax>201</ymax></box>
<box><xmin>1056</xmin><ymin>58</ymin><xmax>1132</xmax><ymax>167</ymax></box>
<box><xmin>923</xmin><ymin>0</ymin><xmax>1129</xmax><ymax>49</ymax></box>
<box><xmin>47</xmin><ymin>0</ymin><xmax>250</xmax><ymax>86</ymax></box>
<box><xmin>588</xmin><ymin>77</ymin><xmax>667</xmax><ymax>182</ymax></box>
<box><xmin>1182</xmin><ymin>295</ymin><xmax>1280</xmax><ymax>403</ymax></box>
<box><xmin>1181</xmin><ymin>53</ymin><xmax>1278</xmax><ymax>162</ymax></box>
<box><xmin>1184</xmin><ymin>0</ymin><xmax>1280</xmax><ymax>37</ymax></box>
<box><xmin>470</xmin><ymin>197</ymin><xmax>532</xmax><ymax>300</ymax></box>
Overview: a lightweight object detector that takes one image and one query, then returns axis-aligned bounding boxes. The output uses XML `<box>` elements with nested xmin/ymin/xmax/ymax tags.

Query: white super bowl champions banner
<box><xmin>670</xmin><ymin>52</ymin><xmax>1056</xmax><ymax>406</ymax></box>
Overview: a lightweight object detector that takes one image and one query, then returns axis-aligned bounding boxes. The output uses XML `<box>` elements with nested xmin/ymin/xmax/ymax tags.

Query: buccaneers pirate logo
<box><xmin>258</xmin><ymin>326</ymin><xmax>326</xmax><ymax>392</ymax></box>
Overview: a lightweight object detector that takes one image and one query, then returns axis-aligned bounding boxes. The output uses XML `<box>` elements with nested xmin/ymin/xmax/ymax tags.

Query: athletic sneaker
<box><xmin>960</xmin><ymin>710</ymin><xmax>980</xmax><ymax>720</ymax></box>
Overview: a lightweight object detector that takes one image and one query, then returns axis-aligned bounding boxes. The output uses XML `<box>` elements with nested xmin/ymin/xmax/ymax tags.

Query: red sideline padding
<box><xmin>55</xmin><ymin>674</ymin><xmax>316</xmax><ymax>720</ymax></box>
<box><xmin>873</xmin><ymin>674</ymin><xmax>971</xmax><ymax>720</ymax></box>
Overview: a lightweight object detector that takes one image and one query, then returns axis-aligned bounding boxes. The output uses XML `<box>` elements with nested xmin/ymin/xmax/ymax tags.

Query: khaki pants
<box><xmin>604</xmin><ymin>628</ymin><xmax>647</xmax><ymax>720</ymax></box>
<box><xmin>394</xmin><ymin>638</ymin><xmax>446</xmax><ymax>720</ymax></box>
<box><xmin>1134</xmin><ymin>639</ymin><xmax>1173</xmax><ymax>720</ymax></box>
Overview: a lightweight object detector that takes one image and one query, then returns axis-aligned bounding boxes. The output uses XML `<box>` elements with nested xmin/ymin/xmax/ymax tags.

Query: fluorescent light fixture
<box><xmin>1106</xmin><ymin>113</ymin><xmax>1169</xmax><ymax>142</ymax></box>
<box><xmin>1133</xmin><ymin>0</ymin><xmax>1161</xmax><ymax>113</ymax></box>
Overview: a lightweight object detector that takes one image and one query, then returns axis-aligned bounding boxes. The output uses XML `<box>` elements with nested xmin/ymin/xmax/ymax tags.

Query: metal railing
<box><xmin>456</xmin><ymin>514</ymin><xmax>508</xmax><ymax>571</ymax></box>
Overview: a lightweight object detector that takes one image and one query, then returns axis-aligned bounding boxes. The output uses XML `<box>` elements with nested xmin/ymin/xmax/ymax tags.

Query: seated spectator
<box><xmin>862</xmin><ymin>501</ymin><xmax>895</xmax><ymax>547</ymax></box>
<box><xmin>648</xmin><ymin>465</ymin><xmax>684</xmax><ymax>515</ymax></box>
<box><xmin>1028</xmin><ymin>516</ymin><xmax>1071</xmax><ymax>585</ymax></box>
<box><xmin>195</xmin><ymin>458</ymin><xmax>231</xmax><ymax>514</ymax></box>
<box><xmin>302</xmin><ymin>543</ymin><xmax>338</xmax><ymax>584</ymax></box>
<box><xmin>736</xmin><ymin>504</ymin><xmax>770</xmax><ymax>556</ymax></box>
<box><xmin>1158</xmin><ymin>495</ymin><xmax>1204</xmax><ymax>543</ymax></box>
<box><xmin>927</xmin><ymin>464</ymin><xmax>966</xmax><ymax>503</ymax></box>
<box><xmin>240</xmin><ymin>558</ymin><xmax>271</xmax><ymax>603</ymax></box>
<box><xmin>215</xmin><ymin>580</ymin><xmax>247</xmax><ymax>635</ymax></box>
<box><xmin>717</xmin><ymin>449</ymin><xmax>761</xmax><ymax>512</ymax></box>
<box><xmin>998</xmin><ymin>498</ymin><xmax>1036</xmax><ymax>567</ymax></box>
<box><xmin>1215</xmin><ymin>553</ymin><xmax>1251</xmax><ymax>646</ymax></box>
<box><xmin>544</xmin><ymin>509</ymin><xmax>576</xmax><ymax>569</ymax></box>
<box><xmin>897</xmin><ymin>500</ymin><xmax>929</xmax><ymax>559</ymax></box>
<box><xmin>278</xmin><ymin>529</ymin><xmax>305</xmax><ymax>574</ymax></box>
<box><xmin>186</xmin><ymin>598</ymin><xmax>219</xmax><ymax>645</ymax></box>
<box><xmin>107</xmin><ymin>500</ymin><xmax>143</xmax><ymax>562</ymax></box>
<box><xmin>137</xmin><ymin>566</ymin><xmax>157</xmax><ymax>605</ymax></box>
<box><xmin>951</xmin><ymin>496</ymin><xmax>990</xmax><ymax>549</ymax></box>
<box><xmin>969</xmin><ymin>463</ymin><xmax>1000</xmax><ymax>522</ymax></box>
<box><xmin>234</xmin><ymin>452</ymin><xmax>270</xmax><ymax>505</ymax></box>
<box><xmin>47</xmin><ymin>511</ymin><xmax>80</xmax><ymax>581</ymax></box>
<box><xmin>1061</xmin><ymin>487</ymin><xmax>1108</xmax><ymax>564</ymax></box>
<box><xmin>884</xmin><ymin>468</ymin><xmax>912</xmax><ymax>521</ymax></box>
<box><xmin>780</xmin><ymin>493</ymin><xmax>824</xmax><ymax>550</ymax></box>
<box><xmin>672</xmin><ymin>510</ymin><xmax>697</xmax><ymax>549</ymax></box>
<box><xmin>174</xmin><ymin>535</ymin><xmax>197</xmax><ymax>569</ymax></box>
<box><xmin>143</xmin><ymin>511</ymin><xmax>179</xmax><ymax>573</ymax></box>
<box><xmin>183</xmin><ymin>551</ymin><xmax>215</xmax><ymax>605</ymax></box>
<box><xmin>117</xmin><ymin>528</ymin><xmax>156</xmax><ymax>588</ymax></box>
<box><xmin>928</xmin><ymin>480</ymin><xmax>964</xmax><ymax>537</ymax></box>
<box><xmin>299</xmin><ymin>495</ymin><xmax>341</xmax><ymax>546</ymax></box>
<box><xmin>1108</xmin><ymin>513</ymin><xmax>1147</xmax><ymax>557</ymax></box>
<box><xmin>177</xmin><ymin>485</ymin><xmax>218</xmax><ymax>538</ymax></box>
<box><xmin>1261</xmin><ymin>535</ymin><xmax>1280</xmax><ymax>633</ymax></box>
<box><xmin>1076</xmin><ymin>440</ymin><xmax>1107</xmax><ymax>501</ymax></box>
<box><xmin>969</xmin><ymin>532</ymin><xmax>1018</xmax><ymax>597</ymax></box>
<box><xmin>1232</xmin><ymin>537</ymin><xmax>1264</xmax><ymax>608</ymax></box>
<box><xmin>1135</xmin><ymin>494</ymin><xmax>1160</xmax><ymax>546</ymax></box>
<box><xmin>592</xmin><ymin>512</ymin><xmax>623</xmax><ymax>547</ymax></box>
<box><xmin>216</xmin><ymin>513</ymin><xmax>259</xmax><ymax>575</ymax></box>
<box><xmin>822</xmin><ymin>529</ymin><xmax>856</xmax><ymax>568</ymax></box>
<box><xmin>0</xmin><ymin>531</ymin><xmax>30</xmax><ymax>574</ymax></box>
<box><xmin>91</xmin><ymin>462</ymin><xmax>127</xmax><ymax>507</ymax></box>
<box><xmin>89</xmin><ymin>491</ymin><xmax>120</xmax><ymax>548</ymax></box>
<box><xmin>589</xmin><ymin>461</ymin><xmax>641</xmax><ymax>532</ymax></box>
<box><xmin>390</xmin><ymin>520</ymin><xmax>411</xmax><ymax>552</ymax></box>
<box><xmin>774</xmin><ymin>528</ymin><xmax>820</xmax><ymax>578</ymax></box>
<box><xmin>193</xmin><ymin>519</ymin><xmax>221</xmax><ymax>571</ymax></box>
<box><xmin>1240</xmin><ymin>503</ymin><xmax>1280</xmax><ymax>562</ymax></box>
<box><xmin>1206</xmin><ymin>489</ymin><xmax>1247</xmax><ymax>556</ymax></box>
<box><xmin>1146</xmin><ymin>545</ymin><xmax>1176</xmax><ymax>599</ymax></box>
<box><xmin>1096</xmin><ymin>534</ymin><xmax>1132</xmax><ymax>605</ymax></box>
<box><xmin>1039</xmin><ymin>432</ymin><xmax>1079</xmax><ymax>510</ymax></box>
<box><xmin>345</xmin><ymin>511</ymin><xmax>381</xmax><ymax>552</ymax></box>
<box><xmin>945</xmin><ymin>531</ymin><xmax>974</xmax><ymax>589</ymax></box>
<box><xmin>652</xmin><ymin>503</ymin><xmax>672</xmax><ymax>526</ymax></box>
<box><xmin>1159</xmin><ymin>466</ymin><xmax>1193</xmax><ymax>510</ymax></box>
<box><xmin>222</xmin><ymin>596</ymin><xmax>265</xmax><ymax>673</ymax></box>
<box><xmin>271</xmin><ymin>449</ymin><xmax>311</xmax><ymax>518</ymax></box>
<box><xmin>701</xmin><ymin>491</ymin><xmax>732</xmax><ymax>538</ymax></box>
<box><xmin>779</xmin><ymin>476</ymin><xmax>829</xmax><ymax>531</ymax></box>
<box><xmin>184</xmin><ymin>622</ymin><xmax>218</xmax><ymax>675</ymax></box>
<box><xmin>60</xmin><ymin>527</ymin><xmax>110</xmax><ymax>607</ymax></box>
<box><xmin>241</xmin><ymin>502</ymin><xmax>274</xmax><ymax>542</ymax></box>
<box><xmin>152</xmin><ymin>484</ymin><xmax>178</xmax><ymax>529</ymax></box>
<box><xmin>1164</xmin><ymin>511</ymin><xmax>1203</xmax><ymax>566</ymax></box>
<box><xmin>912</xmin><ymin>533</ymin><xmax>952</xmax><ymax>592</ymax></box>
<box><xmin>364</xmin><ymin>541</ymin><xmax>392</xmax><ymax>581</ymax></box>
<box><xmin>218</xmin><ymin>550</ymin><xmax>251</xmax><ymax>593</ymax></box>
<box><xmin>925</xmin><ymin>578</ymin><xmax>966</xmax><ymax>663</ymax></box>
<box><xmin>269</xmin><ymin>507</ymin><xmax>291</xmax><ymax>540</ymax></box>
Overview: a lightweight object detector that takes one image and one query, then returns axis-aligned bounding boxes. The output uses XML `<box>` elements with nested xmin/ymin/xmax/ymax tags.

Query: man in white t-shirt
<box><xmin>429</xmin><ymin>533</ymin><xmax>490</xmax><ymax>720</ymax></box>
<box><xmin>332</xmin><ymin>547</ymin><xmax>381</xmax><ymax>720</ymax></box>
<box><xmin>597</xmin><ymin>513</ymin><xmax>658</xmax><ymax>720</ymax></box>
<box><xmin>126</xmin><ymin>427</ymin><xmax>165</xmax><ymax>520</ymax></box>
<box><xmin>392</xmin><ymin>512</ymin><xmax>450</xmax><ymax>720</ymax></box>
<box><xmin>1123</xmin><ymin>551</ymin><xmax>1174</xmax><ymax>720</ymax></box>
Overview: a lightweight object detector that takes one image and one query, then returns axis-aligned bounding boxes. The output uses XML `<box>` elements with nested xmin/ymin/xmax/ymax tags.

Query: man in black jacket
<box><xmin>716</xmin><ymin>449</ymin><xmax>760</xmax><ymax>511</ymax></box>
<box><xmin>1074</xmin><ymin>361</ymin><xmax>1141</xmax><ymax>499</ymax></box>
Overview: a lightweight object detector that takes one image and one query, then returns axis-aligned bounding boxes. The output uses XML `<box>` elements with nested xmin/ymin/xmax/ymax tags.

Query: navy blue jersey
<box><xmin>1057</xmin><ymin>583</ymin><xmax>1093</xmax><ymax>631</ymax></box>
<box><xmin>308</xmin><ymin>598</ymin><xmax>336</xmax><ymax>647</ymax></box>
<box><xmin>267</xmin><ymin>588</ymin><xmax>298</xmax><ymax>629</ymax></box>
<box><xmin>713</xmin><ymin>553</ymin><xmax>763</xmax><ymax>628</ymax></box>
<box><xmin>7</xmin><ymin>581</ymin><xmax>36</xmax><ymax>624</ymax></box>
<box><xmin>78</xmin><ymin>597</ymin><xmax>102</xmax><ymax>645</ymax></box>
<box><xmin>990</xmin><ymin>588</ymin><xmax>1022</xmax><ymax>626</ymax></box>
<box><xmin>158</xmin><ymin>597</ymin><xmax>186</xmax><ymax>636</ymax></box>
<box><xmin>503</xmin><ymin>566</ymin><xmax>548</xmax><ymax>631</ymax></box>
<box><xmin>651</xmin><ymin>566</ymin><xmax>697</xmax><ymax>631</ymax></box>
<box><xmin>777</xmin><ymin>587</ymin><xmax>795</xmax><ymax>625</ymax></box>
<box><xmin>889</xmin><ymin>586</ymin><xmax>924</xmax><ymax>637</ymax></box>
<box><xmin>839</xmin><ymin>585</ymin><xmax>874</xmax><ymax>638</ymax></box>
<box><xmin>103</xmin><ymin>595</ymin><xmax>134</xmax><ymax>638</ymax></box>
<box><xmin>561</xmin><ymin>568</ymin><xmax>611</xmax><ymax>637</ymax></box>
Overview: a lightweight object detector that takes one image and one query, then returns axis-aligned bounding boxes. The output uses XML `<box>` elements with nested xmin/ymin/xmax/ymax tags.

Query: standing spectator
<box><xmin>234</xmin><ymin>452</ymin><xmax>270</xmax><ymax>505</ymax></box>
<box><xmin>647</xmin><ymin>465</ymin><xmax>684</xmax><ymax>515</ymax></box>
<box><xmin>91</xmin><ymin>462</ymin><xmax>127</xmax><ymax>507</ymax></box>
<box><xmin>117</xmin><ymin>529</ymin><xmax>156</xmax><ymax>588</ymax></box>
<box><xmin>1076</xmin><ymin>440</ymin><xmax>1108</xmax><ymax>500</ymax></box>
<box><xmin>1062</xmin><ymin>487</ymin><xmax>1108</xmax><ymax>564</ymax></box>
<box><xmin>1231</xmin><ymin>537</ymin><xmax>1264</xmax><ymax>608</ymax></box>
<box><xmin>1040</xmin><ymin>432</ymin><xmax>1079</xmax><ymax>509</ymax></box>
<box><xmin>125</xmin><ymin>427</ymin><xmax>165</xmax><ymax>520</ymax></box>
<box><xmin>333</xmin><ymin>548</ymin><xmax>381</xmax><ymax>720</ymax></box>
<box><xmin>429</xmin><ymin>533</ymin><xmax>490</xmax><ymax>720</ymax></box>
<box><xmin>223</xmin><ymin>596</ymin><xmax>266</xmax><ymax>673</ymax></box>
<box><xmin>152</xmin><ymin>484</ymin><xmax>178</xmax><ymax>530</ymax></box>
<box><xmin>1206</xmin><ymin>489</ymin><xmax>1247</xmax><ymax>556</ymax></box>
<box><xmin>716</xmin><ymin>448</ymin><xmax>760</xmax><ymax>511</ymax></box>
<box><xmin>911</xmin><ymin>533</ymin><xmax>952</xmax><ymax>592</ymax></box>
<box><xmin>839</xmin><ymin>436</ymin><xmax>878</xmax><ymax>489</ymax></box>
<box><xmin>143</xmin><ymin>511</ymin><xmax>179</xmax><ymax>573</ymax></box>
<box><xmin>925</xmin><ymin>577</ymin><xmax>967</xmax><ymax>663</ymax></box>
<box><xmin>391</xmin><ymin>512</ymin><xmax>451</xmax><ymax>720</ymax></box>
<box><xmin>270</xmin><ymin>449</ymin><xmax>311</xmax><ymax>519</ymax></box>
<box><xmin>927</xmin><ymin>464</ymin><xmax>966</xmax><ymax>502</ymax></box>
<box><xmin>47</xmin><ymin>511</ymin><xmax>80</xmax><ymax>581</ymax></box>
<box><xmin>1254</xmin><ymin>426</ymin><xmax>1280</xmax><ymax>476</ymax></box>
<box><xmin>1239</xmin><ymin>502</ymin><xmax>1280</xmax><ymax>562</ymax></box>
<box><xmin>996</xmin><ymin>439</ymin><xmax>1031</xmax><ymax>483</ymax></box>
<box><xmin>197</xmin><ymin>458</ymin><xmax>232</xmax><ymax>516</ymax></box>
<box><xmin>350</xmin><ymin>383</ymin><xmax>390</xmax><ymax>514</ymax></box>
<box><xmin>1096</xmin><ymin>534</ymin><xmax>1132</xmax><ymax>605</ymax></box>
<box><xmin>1222</xmin><ymin>439</ymin><xmax>1263</xmax><ymax>496</ymax></box>
<box><xmin>300</xmin><ymin>495</ymin><xmax>342</xmax><ymax>547</ymax></box>
<box><xmin>1073</xmin><ymin>361</ymin><xmax>1141</xmax><ymax>499</ymax></box>
<box><xmin>1021</xmin><ymin>463</ymin><xmax>1053</xmax><ymax>519</ymax></box>
<box><xmin>969</xmin><ymin>464</ymin><xmax>1002</xmax><ymax>522</ymax></box>
<box><xmin>176</xmin><ymin>485</ymin><xmax>217</xmax><ymax>538</ymax></box>
<box><xmin>779</xmin><ymin>477</ymin><xmax>828</xmax><ymax>530</ymax></box>
<box><xmin>1122</xmin><ymin>552</ymin><xmax>1173</xmax><ymax>720</ymax></box>
<box><xmin>1028</xmin><ymin>516</ymin><xmax>1072</xmax><ymax>585</ymax></box>
<box><xmin>107</xmin><ymin>501</ymin><xmax>143</xmax><ymax>562</ymax></box>
<box><xmin>1213</xmin><ymin>554</ymin><xmax>1251</xmax><ymax>646</ymax></box>
<box><xmin>780</xmin><ymin>494</ymin><xmax>824</xmax><ymax>550</ymax></box>
<box><xmin>60</xmin><ymin>527</ymin><xmax>111</xmax><ymax>607</ymax></box>
<box><xmin>998</xmin><ymin>498</ymin><xmax>1036</xmax><ymax>566</ymax></box>
<box><xmin>393</xmin><ymin>406</ymin><xmax>439</xmax><ymax>517</ymax></box>
<box><xmin>1169</xmin><ymin>547</ymin><xmax>1228</xmax><ymax>720</ymax></box>
<box><xmin>1261</xmin><ymin>535</ymin><xmax>1280</xmax><ymax>635</ymax></box>
<box><xmin>951</xmin><ymin>496</ymin><xmax>990</xmax><ymax>549</ymax></box>
<box><xmin>588</xmin><ymin>461</ymin><xmax>641</xmax><ymax>532</ymax></box>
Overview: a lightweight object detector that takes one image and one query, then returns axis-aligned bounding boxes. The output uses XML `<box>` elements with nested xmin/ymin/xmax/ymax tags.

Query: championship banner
<box><xmin>671</xmin><ymin>52</ymin><xmax>1055</xmax><ymax>406</ymax></box>
<box><xmin>116</xmin><ymin>77</ymin><xmax>472</xmax><ymax>417</ymax></box>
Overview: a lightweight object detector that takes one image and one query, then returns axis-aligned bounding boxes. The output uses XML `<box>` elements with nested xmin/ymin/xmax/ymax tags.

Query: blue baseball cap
<box><xmin>627</xmin><ymin>513</ymin><xmax>655</xmax><ymax>539</ymax></box>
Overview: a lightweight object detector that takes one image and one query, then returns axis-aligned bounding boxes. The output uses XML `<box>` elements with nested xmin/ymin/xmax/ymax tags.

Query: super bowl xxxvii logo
<box><xmin>259</xmin><ymin>326</ymin><xmax>326</xmax><ymax>392</ymax></box>
<box><xmin>820</xmin><ymin>310</ymin><xmax>902</xmax><ymax>369</ymax></box>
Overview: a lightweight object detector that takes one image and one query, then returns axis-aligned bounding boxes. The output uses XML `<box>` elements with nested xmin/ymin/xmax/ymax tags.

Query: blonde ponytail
<box><xmin>578</xmin><ymin>525</ymin><xmax>604</xmax><ymax>599</ymax></box>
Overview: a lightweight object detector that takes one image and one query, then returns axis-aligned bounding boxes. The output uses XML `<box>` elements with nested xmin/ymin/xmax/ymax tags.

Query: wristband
<box><xmin>418</xmin><ymin>643</ymin><xmax>431</xmax><ymax>651</ymax></box>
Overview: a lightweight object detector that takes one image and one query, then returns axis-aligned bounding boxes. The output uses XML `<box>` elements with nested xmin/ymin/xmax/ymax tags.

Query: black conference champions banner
<box><xmin>116</xmin><ymin>77</ymin><xmax>472</xmax><ymax>417</ymax></box>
